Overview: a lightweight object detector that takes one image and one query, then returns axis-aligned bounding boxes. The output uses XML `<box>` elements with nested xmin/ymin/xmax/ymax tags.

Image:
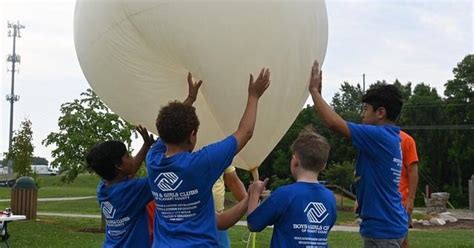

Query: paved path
<box><xmin>0</xmin><ymin>196</ymin><xmax>96</xmax><ymax>202</ymax></box>
<box><xmin>36</xmin><ymin>213</ymin><xmax>360</xmax><ymax>232</ymax></box>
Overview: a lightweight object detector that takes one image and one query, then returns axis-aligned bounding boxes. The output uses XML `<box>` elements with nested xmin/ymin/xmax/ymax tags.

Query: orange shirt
<box><xmin>399</xmin><ymin>131</ymin><xmax>419</xmax><ymax>205</ymax></box>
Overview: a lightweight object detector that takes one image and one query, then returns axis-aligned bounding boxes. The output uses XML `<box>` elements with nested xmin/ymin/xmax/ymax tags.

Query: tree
<box><xmin>6</xmin><ymin>119</ymin><xmax>34</xmax><ymax>177</ymax></box>
<box><xmin>43</xmin><ymin>89</ymin><xmax>135</xmax><ymax>182</ymax></box>
<box><xmin>443</xmin><ymin>54</ymin><xmax>474</xmax><ymax>199</ymax></box>
<box><xmin>32</xmin><ymin>157</ymin><xmax>49</xmax><ymax>165</ymax></box>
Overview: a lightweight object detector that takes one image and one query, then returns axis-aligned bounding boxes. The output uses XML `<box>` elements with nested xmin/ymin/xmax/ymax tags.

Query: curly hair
<box><xmin>362</xmin><ymin>84</ymin><xmax>403</xmax><ymax>121</ymax></box>
<box><xmin>156</xmin><ymin>101</ymin><xmax>200</xmax><ymax>144</ymax></box>
<box><xmin>86</xmin><ymin>141</ymin><xmax>126</xmax><ymax>181</ymax></box>
<box><xmin>291</xmin><ymin>126</ymin><xmax>330</xmax><ymax>173</ymax></box>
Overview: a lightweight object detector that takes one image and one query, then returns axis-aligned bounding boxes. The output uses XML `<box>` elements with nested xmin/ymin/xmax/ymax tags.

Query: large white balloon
<box><xmin>74</xmin><ymin>0</ymin><xmax>328</xmax><ymax>171</ymax></box>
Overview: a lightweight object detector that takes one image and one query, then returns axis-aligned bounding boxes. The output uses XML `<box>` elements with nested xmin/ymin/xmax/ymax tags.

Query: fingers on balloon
<box><xmin>187</xmin><ymin>72</ymin><xmax>193</xmax><ymax>83</ymax></box>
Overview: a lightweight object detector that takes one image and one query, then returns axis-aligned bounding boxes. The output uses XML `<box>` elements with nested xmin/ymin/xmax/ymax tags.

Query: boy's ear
<box><xmin>376</xmin><ymin>107</ymin><xmax>387</xmax><ymax>120</ymax></box>
<box><xmin>291</xmin><ymin>154</ymin><xmax>299</xmax><ymax>168</ymax></box>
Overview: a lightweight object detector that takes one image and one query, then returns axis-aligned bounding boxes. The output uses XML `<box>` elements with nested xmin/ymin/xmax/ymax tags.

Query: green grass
<box><xmin>5</xmin><ymin>216</ymin><xmax>103</xmax><ymax>247</ymax></box>
<box><xmin>0</xmin><ymin>174</ymin><xmax>100</xmax><ymax>198</ymax></box>
<box><xmin>2</xmin><ymin>216</ymin><xmax>473</xmax><ymax>247</ymax></box>
<box><xmin>0</xmin><ymin>199</ymin><xmax>101</xmax><ymax>215</ymax></box>
<box><xmin>229</xmin><ymin>226</ymin><xmax>474</xmax><ymax>248</ymax></box>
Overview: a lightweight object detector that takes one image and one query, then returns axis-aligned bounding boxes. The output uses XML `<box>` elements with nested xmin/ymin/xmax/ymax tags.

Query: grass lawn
<box><xmin>0</xmin><ymin>174</ymin><xmax>100</xmax><ymax>198</ymax></box>
<box><xmin>4</xmin><ymin>217</ymin><xmax>474</xmax><ymax>248</ymax></box>
<box><xmin>1</xmin><ymin>176</ymin><xmax>472</xmax><ymax>247</ymax></box>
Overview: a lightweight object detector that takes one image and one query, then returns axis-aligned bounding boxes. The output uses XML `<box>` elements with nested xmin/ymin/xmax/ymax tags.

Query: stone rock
<box><xmin>422</xmin><ymin>220</ymin><xmax>431</xmax><ymax>226</ymax></box>
<box><xmin>429</xmin><ymin>217</ymin><xmax>446</xmax><ymax>226</ymax></box>
<box><xmin>438</xmin><ymin>212</ymin><xmax>458</xmax><ymax>223</ymax></box>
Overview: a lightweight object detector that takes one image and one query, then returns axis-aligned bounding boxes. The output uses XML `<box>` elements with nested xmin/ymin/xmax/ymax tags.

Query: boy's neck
<box><xmin>105</xmin><ymin>174</ymin><xmax>128</xmax><ymax>186</ymax></box>
<box><xmin>376</xmin><ymin>119</ymin><xmax>395</xmax><ymax>126</ymax></box>
<box><xmin>165</xmin><ymin>143</ymin><xmax>189</xmax><ymax>157</ymax></box>
<box><xmin>295</xmin><ymin>171</ymin><xmax>319</xmax><ymax>183</ymax></box>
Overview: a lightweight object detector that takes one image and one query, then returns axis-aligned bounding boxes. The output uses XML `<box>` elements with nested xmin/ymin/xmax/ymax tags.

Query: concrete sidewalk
<box><xmin>36</xmin><ymin>212</ymin><xmax>360</xmax><ymax>232</ymax></box>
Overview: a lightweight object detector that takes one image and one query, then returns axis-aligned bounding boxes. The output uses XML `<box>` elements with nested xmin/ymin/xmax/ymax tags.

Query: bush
<box><xmin>321</xmin><ymin>161</ymin><xmax>354</xmax><ymax>189</ymax></box>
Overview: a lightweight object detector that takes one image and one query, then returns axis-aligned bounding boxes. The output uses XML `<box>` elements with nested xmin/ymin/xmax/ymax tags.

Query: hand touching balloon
<box><xmin>183</xmin><ymin>72</ymin><xmax>203</xmax><ymax>106</ymax></box>
<box><xmin>309</xmin><ymin>60</ymin><xmax>322</xmax><ymax>94</ymax></box>
<box><xmin>248</xmin><ymin>68</ymin><xmax>270</xmax><ymax>99</ymax></box>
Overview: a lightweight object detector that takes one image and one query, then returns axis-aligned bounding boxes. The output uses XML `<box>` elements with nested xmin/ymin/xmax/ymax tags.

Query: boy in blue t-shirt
<box><xmin>247</xmin><ymin>127</ymin><xmax>336</xmax><ymax>248</ymax></box>
<box><xmin>308</xmin><ymin>60</ymin><xmax>408</xmax><ymax>247</ymax></box>
<box><xmin>86</xmin><ymin>125</ymin><xmax>155</xmax><ymax>248</ymax></box>
<box><xmin>146</xmin><ymin>68</ymin><xmax>270</xmax><ymax>247</ymax></box>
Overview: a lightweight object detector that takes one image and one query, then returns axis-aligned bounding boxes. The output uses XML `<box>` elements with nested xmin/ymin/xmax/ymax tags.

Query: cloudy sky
<box><xmin>0</xmin><ymin>0</ymin><xmax>472</xmax><ymax>163</ymax></box>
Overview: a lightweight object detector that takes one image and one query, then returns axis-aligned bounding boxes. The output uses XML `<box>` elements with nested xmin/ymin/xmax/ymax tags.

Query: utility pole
<box><xmin>362</xmin><ymin>73</ymin><xmax>366</xmax><ymax>93</ymax></box>
<box><xmin>6</xmin><ymin>21</ymin><xmax>25</xmax><ymax>173</ymax></box>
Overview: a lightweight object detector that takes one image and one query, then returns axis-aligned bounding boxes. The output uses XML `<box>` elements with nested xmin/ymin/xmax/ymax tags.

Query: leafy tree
<box><xmin>443</xmin><ymin>54</ymin><xmax>474</xmax><ymax>197</ymax></box>
<box><xmin>32</xmin><ymin>157</ymin><xmax>49</xmax><ymax>165</ymax></box>
<box><xmin>6</xmin><ymin>119</ymin><xmax>34</xmax><ymax>177</ymax></box>
<box><xmin>320</xmin><ymin>161</ymin><xmax>354</xmax><ymax>189</ymax></box>
<box><xmin>43</xmin><ymin>89</ymin><xmax>135</xmax><ymax>182</ymax></box>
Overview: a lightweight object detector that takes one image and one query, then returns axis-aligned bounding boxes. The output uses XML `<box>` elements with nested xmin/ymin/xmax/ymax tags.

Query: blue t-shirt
<box><xmin>247</xmin><ymin>182</ymin><xmax>336</xmax><ymax>248</ymax></box>
<box><xmin>97</xmin><ymin>177</ymin><xmax>153</xmax><ymax>248</ymax></box>
<box><xmin>146</xmin><ymin>136</ymin><xmax>237</xmax><ymax>248</ymax></box>
<box><xmin>347</xmin><ymin>122</ymin><xmax>408</xmax><ymax>239</ymax></box>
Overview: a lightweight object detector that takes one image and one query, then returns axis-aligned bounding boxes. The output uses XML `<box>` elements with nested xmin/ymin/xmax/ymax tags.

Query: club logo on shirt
<box><xmin>101</xmin><ymin>201</ymin><xmax>116</xmax><ymax>219</ymax></box>
<box><xmin>304</xmin><ymin>202</ymin><xmax>329</xmax><ymax>224</ymax></box>
<box><xmin>155</xmin><ymin>172</ymin><xmax>183</xmax><ymax>191</ymax></box>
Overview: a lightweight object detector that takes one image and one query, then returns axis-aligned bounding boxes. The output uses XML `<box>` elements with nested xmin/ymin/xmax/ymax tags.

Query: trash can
<box><xmin>10</xmin><ymin>177</ymin><xmax>37</xmax><ymax>220</ymax></box>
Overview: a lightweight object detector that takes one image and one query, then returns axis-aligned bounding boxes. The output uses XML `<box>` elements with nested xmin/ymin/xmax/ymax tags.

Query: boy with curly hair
<box><xmin>146</xmin><ymin>68</ymin><xmax>270</xmax><ymax>247</ymax></box>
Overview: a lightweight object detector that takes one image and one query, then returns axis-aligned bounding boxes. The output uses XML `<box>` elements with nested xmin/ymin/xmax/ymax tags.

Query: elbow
<box><xmin>245</xmin><ymin>129</ymin><xmax>254</xmax><ymax>140</ymax></box>
<box><xmin>247</xmin><ymin>223</ymin><xmax>262</xmax><ymax>233</ymax></box>
<box><xmin>247</xmin><ymin>223</ymin><xmax>257</xmax><ymax>232</ymax></box>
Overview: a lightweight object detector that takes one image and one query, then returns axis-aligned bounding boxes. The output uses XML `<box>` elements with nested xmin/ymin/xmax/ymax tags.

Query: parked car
<box><xmin>31</xmin><ymin>165</ymin><xmax>57</xmax><ymax>176</ymax></box>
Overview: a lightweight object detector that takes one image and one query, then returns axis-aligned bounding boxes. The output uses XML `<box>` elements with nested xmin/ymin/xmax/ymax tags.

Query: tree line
<box><xmin>4</xmin><ymin>54</ymin><xmax>472</xmax><ymax>207</ymax></box>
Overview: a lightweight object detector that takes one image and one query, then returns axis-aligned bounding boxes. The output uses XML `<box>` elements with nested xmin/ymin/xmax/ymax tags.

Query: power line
<box><xmin>401</xmin><ymin>125</ymin><xmax>474</xmax><ymax>130</ymax></box>
<box><xmin>403</xmin><ymin>102</ymin><xmax>474</xmax><ymax>108</ymax></box>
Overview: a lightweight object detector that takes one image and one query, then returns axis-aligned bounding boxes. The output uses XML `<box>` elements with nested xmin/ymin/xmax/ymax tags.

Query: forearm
<box><xmin>182</xmin><ymin>95</ymin><xmax>196</xmax><ymax>106</ymax></box>
<box><xmin>216</xmin><ymin>196</ymin><xmax>249</xmax><ymax>230</ymax></box>
<box><xmin>247</xmin><ymin>192</ymin><xmax>260</xmax><ymax>216</ymax></box>
<box><xmin>408</xmin><ymin>164</ymin><xmax>419</xmax><ymax>200</ymax></box>
<box><xmin>131</xmin><ymin>144</ymin><xmax>151</xmax><ymax>175</ymax></box>
<box><xmin>225</xmin><ymin>172</ymin><xmax>248</xmax><ymax>201</ymax></box>
<box><xmin>234</xmin><ymin>96</ymin><xmax>259</xmax><ymax>151</ymax></box>
<box><xmin>231</xmin><ymin>182</ymin><xmax>248</xmax><ymax>201</ymax></box>
<box><xmin>310</xmin><ymin>90</ymin><xmax>349</xmax><ymax>137</ymax></box>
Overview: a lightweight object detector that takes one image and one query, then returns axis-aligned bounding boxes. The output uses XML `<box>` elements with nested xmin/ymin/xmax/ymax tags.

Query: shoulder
<box><xmin>224</xmin><ymin>165</ymin><xmax>236</xmax><ymax>174</ymax></box>
<box><xmin>400</xmin><ymin>130</ymin><xmax>415</xmax><ymax>144</ymax></box>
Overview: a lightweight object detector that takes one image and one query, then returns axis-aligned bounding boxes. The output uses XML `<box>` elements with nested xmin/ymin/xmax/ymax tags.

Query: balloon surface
<box><xmin>74</xmin><ymin>0</ymin><xmax>328</xmax><ymax>171</ymax></box>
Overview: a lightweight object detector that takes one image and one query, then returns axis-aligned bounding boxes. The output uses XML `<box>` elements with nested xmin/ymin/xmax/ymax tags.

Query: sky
<box><xmin>0</xmin><ymin>0</ymin><xmax>472</xmax><ymax>164</ymax></box>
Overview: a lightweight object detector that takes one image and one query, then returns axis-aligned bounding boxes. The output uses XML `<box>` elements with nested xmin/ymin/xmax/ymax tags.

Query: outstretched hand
<box><xmin>309</xmin><ymin>60</ymin><xmax>322</xmax><ymax>94</ymax></box>
<box><xmin>248</xmin><ymin>68</ymin><xmax>270</xmax><ymax>98</ymax></box>
<box><xmin>136</xmin><ymin>125</ymin><xmax>154</xmax><ymax>147</ymax></box>
<box><xmin>187</xmin><ymin>72</ymin><xmax>203</xmax><ymax>101</ymax></box>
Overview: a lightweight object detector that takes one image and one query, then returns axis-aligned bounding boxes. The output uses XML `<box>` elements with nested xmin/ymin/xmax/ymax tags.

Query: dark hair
<box><xmin>290</xmin><ymin>126</ymin><xmax>330</xmax><ymax>173</ymax></box>
<box><xmin>86</xmin><ymin>141</ymin><xmax>126</xmax><ymax>180</ymax></box>
<box><xmin>156</xmin><ymin>101</ymin><xmax>200</xmax><ymax>144</ymax></box>
<box><xmin>362</xmin><ymin>85</ymin><xmax>403</xmax><ymax>121</ymax></box>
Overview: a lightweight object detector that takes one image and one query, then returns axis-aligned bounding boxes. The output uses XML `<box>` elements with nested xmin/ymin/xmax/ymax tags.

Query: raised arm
<box><xmin>308</xmin><ymin>60</ymin><xmax>350</xmax><ymax>138</ymax></box>
<box><xmin>183</xmin><ymin>72</ymin><xmax>203</xmax><ymax>106</ymax></box>
<box><xmin>130</xmin><ymin>125</ymin><xmax>155</xmax><ymax>177</ymax></box>
<box><xmin>233</xmin><ymin>68</ymin><xmax>271</xmax><ymax>153</ymax></box>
